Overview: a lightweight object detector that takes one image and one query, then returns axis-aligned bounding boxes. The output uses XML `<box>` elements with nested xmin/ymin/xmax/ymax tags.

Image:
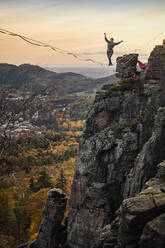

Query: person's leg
<box><xmin>107</xmin><ymin>51</ymin><xmax>113</xmax><ymax>65</ymax></box>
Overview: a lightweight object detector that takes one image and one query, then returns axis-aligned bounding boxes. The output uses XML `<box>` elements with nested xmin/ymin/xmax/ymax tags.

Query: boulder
<box><xmin>116</xmin><ymin>54</ymin><xmax>138</xmax><ymax>78</ymax></box>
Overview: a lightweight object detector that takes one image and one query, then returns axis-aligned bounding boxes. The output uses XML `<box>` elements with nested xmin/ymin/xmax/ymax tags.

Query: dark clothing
<box><xmin>107</xmin><ymin>51</ymin><xmax>113</xmax><ymax>65</ymax></box>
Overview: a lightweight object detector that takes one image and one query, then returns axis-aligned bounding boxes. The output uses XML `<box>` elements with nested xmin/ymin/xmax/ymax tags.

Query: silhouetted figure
<box><xmin>104</xmin><ymin>33</ymin><xmax>123</xmax><ymax>65</ymax></box>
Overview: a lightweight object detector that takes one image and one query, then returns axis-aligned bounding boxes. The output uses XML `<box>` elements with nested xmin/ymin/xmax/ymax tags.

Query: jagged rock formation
<box><xmin>116</xmin><ymin>53</ymin><xmax>138</xmax><ymax>78</ymax></box>
<box><xmin>30</xmin><ymin>189</ymin><xmax>67</xmax><ymax>248</ymax></box>
<box><xmin>67</xmin><ymin>45</ymin><xmax>165</xmax><ymax>248</ymax></box>
<box><xmin>27</xmin><ymin>45</ymin><xmax>165</xmax><ymax>248</ymax></box>
<box><xmin>145</xmin><ymin>45</ymin><xmax>165</xmax><ymax>80</ymax></box>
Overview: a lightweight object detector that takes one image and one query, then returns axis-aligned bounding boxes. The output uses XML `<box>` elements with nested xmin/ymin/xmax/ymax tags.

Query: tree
<box><xmin>55</xmin><ymin>168</ymin><xmax>67</xmax><ymax>193</ymax></box>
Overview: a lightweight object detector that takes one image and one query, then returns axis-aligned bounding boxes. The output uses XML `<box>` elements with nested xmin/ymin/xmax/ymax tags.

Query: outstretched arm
<box><xmin>114</xmin><ymin>40</ymin><xmax>123</xmax><ymax>46</ymax></box>
<box><xmin>104</xmin><ymin>33</ymin><xmax>109</xmax><ymax>43</ymax></box>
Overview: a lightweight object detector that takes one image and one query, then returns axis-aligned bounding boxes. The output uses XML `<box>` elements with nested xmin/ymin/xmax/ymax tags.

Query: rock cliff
<box><xmin>67</xmin><ymin>45</ymin><xmax>165</xmax><ymax>248</ymax></box>
<box><xmin>27</xmin><ymin>45</ymin><xmax>165</xmax><ymax>248</ymax></box>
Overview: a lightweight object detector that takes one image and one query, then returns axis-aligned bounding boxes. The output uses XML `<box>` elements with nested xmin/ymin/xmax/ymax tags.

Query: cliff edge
<box><xmin>67</xmin><ymin>46</ymin><xmax>165</xmax><ymax>248</ymax></box>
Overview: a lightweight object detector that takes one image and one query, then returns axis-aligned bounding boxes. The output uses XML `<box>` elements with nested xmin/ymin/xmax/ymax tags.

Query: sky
<box><xmin>0</xmin><ymin>0</ymin><xmax>165</xmax><ymax>66</ymax></box>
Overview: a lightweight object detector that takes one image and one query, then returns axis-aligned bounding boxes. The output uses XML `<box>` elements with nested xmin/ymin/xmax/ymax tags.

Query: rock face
<box><xmin>30</xmin><ymin>189</ymin><xmax>67</xmax><ymax>248</ymax></box>
<box><xmin>117</xmin><ymin>161</ymin><xmax>165</xmax><ymax>248</ymax></box>
<box><xmin>116</xmin><ymin>54</ymin><xmax>138</xmax><ymax>78</ymax></box>
<box><xmin>67</xmin><ymin>45</ymin><xmax>165</xmax><ymax>248</ymax></box>
<box><xmin>145</xmin><ymin>45</ymin><xmax>165</xmax><ymax>80</ymax></box>
<box><xmin>27</xmin><ymin>46</ymin><xmax>165</xmax><ymax>248</ymax></box>
<box><xmin>139</xmin><ymin>213</ymin><xmax>165</xmax><ymax>248</ymax></box>
<box><xmin>124</xmin><ymin>107</ymin><xmax>165</xmax><ymax>198</ymax></box>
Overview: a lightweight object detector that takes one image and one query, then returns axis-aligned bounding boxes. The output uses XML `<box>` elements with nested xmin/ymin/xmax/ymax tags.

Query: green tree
<box><xmin>55</xmin><ymin>169</ymin><xmax>67</xmax><ymax>193</ymax></box>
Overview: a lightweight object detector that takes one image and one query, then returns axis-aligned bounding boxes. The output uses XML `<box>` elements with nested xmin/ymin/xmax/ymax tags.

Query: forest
<box><xmin>0</xmin><ymin>130</ymin><xmax>81</xmax><ymax>248</ymax></box>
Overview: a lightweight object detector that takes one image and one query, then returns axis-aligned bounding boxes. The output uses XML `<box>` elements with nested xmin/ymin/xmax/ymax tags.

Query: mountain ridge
<box><xmin>0</xmin><ymin>63</ymin><xmax>116</xmax><ymax>94</ymax></box>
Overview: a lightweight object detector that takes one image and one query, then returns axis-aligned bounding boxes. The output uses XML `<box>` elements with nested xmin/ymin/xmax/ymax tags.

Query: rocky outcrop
<box><xmin>67</xmin><ymin>45</ymin><xmax>165</xmax><ymax>248</ymax></box>
<box><xmin>116</xmin><ymin>54</ymin><xmax>138</xmax><ymax>78</ymax></box>
<box><xmin>28</xmin><ymin>45</ymin><xmax>165</xmax><ymax>248</ymax></box>
<box><xmin>30</xmin><ymin>189</ymin><xmax>67</xmax><ymax>248</ymax></box>
<box><xmin>145</xmin><ymin>45</ymin><xmax>165</xmax><ymax>80</ymax></box>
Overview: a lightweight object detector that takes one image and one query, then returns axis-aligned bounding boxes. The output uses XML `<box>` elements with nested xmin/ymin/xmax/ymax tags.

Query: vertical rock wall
<box><xmin>67</xmin><ymin>46</ymin><xmax>165</xmax><ymax>248</ymax></box>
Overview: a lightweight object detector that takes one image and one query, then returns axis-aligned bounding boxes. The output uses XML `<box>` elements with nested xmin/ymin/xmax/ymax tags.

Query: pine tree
<box><xmin>55</xmin><ymin>169</ymin><xmax>67</xmax><ymax>193</ymax></box>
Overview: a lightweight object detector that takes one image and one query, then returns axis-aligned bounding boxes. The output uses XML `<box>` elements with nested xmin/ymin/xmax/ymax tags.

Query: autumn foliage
<box><xmin>0</xmin><ymin>131</ymin><xmax>81</xmax><ymax>247</ymax></box>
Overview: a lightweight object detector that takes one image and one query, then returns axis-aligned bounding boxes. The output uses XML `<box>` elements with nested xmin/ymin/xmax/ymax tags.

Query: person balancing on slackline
<box><xmin>104</xmin><ymin>33</ymin><xmax>123</xmax><ymax>66</ymax></box>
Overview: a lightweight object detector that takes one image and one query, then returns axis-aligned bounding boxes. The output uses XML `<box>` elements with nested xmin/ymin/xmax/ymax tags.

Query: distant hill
<box><xmin>0</xmin><ymin>63</ymin><xmax>116</xmax><ymax>94</ymax></box>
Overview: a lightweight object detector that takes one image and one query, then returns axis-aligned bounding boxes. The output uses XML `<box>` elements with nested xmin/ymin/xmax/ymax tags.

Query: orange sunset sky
<box><xmin>0</xmin><ymin>0</ymin><xmax>165</xmax><ymax>66</ymax></box>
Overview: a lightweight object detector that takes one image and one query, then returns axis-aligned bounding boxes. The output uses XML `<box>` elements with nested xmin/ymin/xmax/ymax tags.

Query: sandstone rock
<box><xmin>100</xmin><ymin>161</ymin><xmax>165</xmax><ymax>248</ymax></box>
<box><xmin>139</xmin><ymin>213</ymin><xmax>165</xmax><ymax>248</ymax></box>
<box><xmin>67</xmin><ymin>46</ymin><xmax>165</xmax><ymax>248</ymax></box>
<box><xmin>116</xmin><ymin>54</ymin><xmax>138</xmax><ymax>78</ymax></box>
<box><xmin>100</xmin><ymin>213</ymin><xmax>120</xmax><ymax>248</ymax></box>
<box><xmin>117</xmin><ymin>172</ymin><xmax>165</xmax><ymax>248</ymax></box>
<box><xmin>24</xmin><ymin>46</ymin><xmax>165</xmax><ymax>248</ymax></box>
<box><xmin>145</xmin><ymin>45</ymin><xmax>165</xmax><ymax>80</ymax></box>
<box><xmin>18</xmin><ymin>45</ymin><xmax>165</xmax><ymax>248</ymax></box>
<box><xmin>124</xmin><ymin>107</ymin><xmax>165</xmax><ymax>198</ymax></box>
<box><xmin>156</xmin><ymin>161</ymin><xmax>165</xmax><ymax>180</ymax></box>
<box><xmin>31</xmin><ymin>188</ymin><xmax>67</xmax><ymax>248</ymax></box>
